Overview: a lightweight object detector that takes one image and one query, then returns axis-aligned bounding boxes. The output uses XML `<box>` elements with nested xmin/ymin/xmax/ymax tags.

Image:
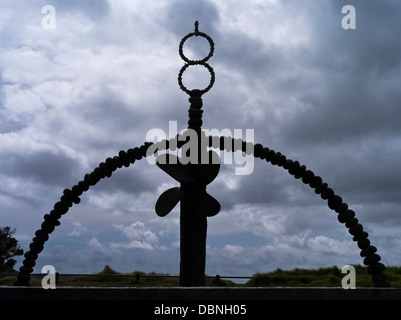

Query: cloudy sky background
<box><xmin>1</xmin><ymin>0</ymin><xmax>401</xmax><ymax>278</ymax></box>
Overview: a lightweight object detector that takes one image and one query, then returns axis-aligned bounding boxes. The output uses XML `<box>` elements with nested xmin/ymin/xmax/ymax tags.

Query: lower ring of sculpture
<box><xmin>178</xmin><ymin>62</ymin><xmax>215</xmax><ymax>96</ymax></box>
<box><xmin>15</xmin><ymin>137</ymin><xmax>390</xmax><ymax>287</ymax></box>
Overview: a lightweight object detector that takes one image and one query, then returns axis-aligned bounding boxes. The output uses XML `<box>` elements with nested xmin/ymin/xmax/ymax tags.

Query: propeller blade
<box><xmin>155</xmin><ymin>187</ymin><xmax>183</xmax><ymax>217</ymax></box>
<box><xmin>197</xmin><ymin>192</ymin><xmax>221</xmax><ymax>217</ymax></box>
<box><xmin>156</xmin><ymin>154</ymin><xmax>190</xmax><ymax>182</ymax></box>
<box><xmin>192</xmin><ymin>150</ymin><xmax>220</xmax><ymax>185</ymax></box>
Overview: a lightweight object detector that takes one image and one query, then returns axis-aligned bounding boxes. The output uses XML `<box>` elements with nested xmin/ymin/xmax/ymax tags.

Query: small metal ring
<box><xmin>179</xmin><ymin>32</ymin><xmax>214</xmax><ymax>64</ymax></box>
<box><xmin>178</xmin><ymin>62</ymin><xmax>215</xmax><ymax>96</ymax></box>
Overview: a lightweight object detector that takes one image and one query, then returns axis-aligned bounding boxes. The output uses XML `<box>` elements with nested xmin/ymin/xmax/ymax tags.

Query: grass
<box><xmin>1</xmin><ymin>265</ymin><xmax>400</xmax><ymax>287</ymax></box>
<box><xmin>248</xmin><ymin>265</ymin><xmax>401</xmax><ymax>287</ymax></box>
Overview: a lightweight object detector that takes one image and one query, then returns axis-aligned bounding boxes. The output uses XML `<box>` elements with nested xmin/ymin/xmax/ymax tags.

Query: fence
<box><xmin>1</xmin><ymin>273</ymin><xmax>286</xmax><ymax>285</ymax></box>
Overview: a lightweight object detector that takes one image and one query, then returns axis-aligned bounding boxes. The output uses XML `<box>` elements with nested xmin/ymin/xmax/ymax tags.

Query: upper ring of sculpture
<box><xmin>178</xmin><ymin>22</ymin><xmax>214</xmax><ymax>64</ymax></box>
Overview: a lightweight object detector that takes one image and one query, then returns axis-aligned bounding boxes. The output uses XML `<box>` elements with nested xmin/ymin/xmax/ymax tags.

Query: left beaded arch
<box><xmin>15</xmin><ymin>142</ymin><xmax>154</xmax><ymax>286</ymax></box>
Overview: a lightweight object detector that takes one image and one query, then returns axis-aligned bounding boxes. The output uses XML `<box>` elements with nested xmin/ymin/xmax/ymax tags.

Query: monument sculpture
<box><xmin>15</xmin><ymin>22</ymin><xmax>390</xmax><ymax>287</ymax></box>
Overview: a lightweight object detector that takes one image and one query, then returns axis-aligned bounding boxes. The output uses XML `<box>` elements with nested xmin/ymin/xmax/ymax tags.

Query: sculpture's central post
<box><xmin>180</xmin><ymin>90</ymin><xmax>208</xmax><ymax>286</ymax></box>
<box><xmin>154</xmin><ymin>22</ymin><xmax>219</xmax><ymax>286</ymax></box>
<box><xmin>178</xmin><ymin>22</ymin><xmax>217</xmax><ymax>286</ymax></box>
<box><xmin>180</xmin><ymin>186</ymin><xmax>208</xmax><ymax>286</ymax></box>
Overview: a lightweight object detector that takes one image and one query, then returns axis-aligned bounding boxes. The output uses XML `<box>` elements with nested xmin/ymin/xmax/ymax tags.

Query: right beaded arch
<box><xmin>202</xmin><ymin>136</ymin><xmax>389</xmax><ymax>287</ymax></box>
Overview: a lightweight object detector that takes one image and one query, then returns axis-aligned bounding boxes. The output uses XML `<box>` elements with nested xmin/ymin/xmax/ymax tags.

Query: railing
<box><xmin>1</xmin><ymin>273</ymin><xmax>286</xmax><ymax>285</ymax></box>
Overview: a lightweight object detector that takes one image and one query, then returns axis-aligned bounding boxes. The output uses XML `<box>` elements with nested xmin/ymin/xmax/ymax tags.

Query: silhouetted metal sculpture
<box><xmin>15</xmin><ymin>22</ymin><xmax>390</xmax><ymax>288</ymax></box>
<box><xmin>155</xmin><ymin>22</ymin><xmax>219</xmax><ymax>286</ymax></box>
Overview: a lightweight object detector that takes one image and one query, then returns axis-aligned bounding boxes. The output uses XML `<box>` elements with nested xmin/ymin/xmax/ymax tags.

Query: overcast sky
<box><xmin>1</xmin><ymin>0</ymin><xmax>401</xmax><ymax>278</ymax></box>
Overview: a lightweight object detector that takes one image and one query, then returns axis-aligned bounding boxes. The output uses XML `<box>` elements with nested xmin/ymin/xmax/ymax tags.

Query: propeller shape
<box><xmin>155</xmin><ymin>150</ymin><xmax>221</xmax><ymax>217</ymax></box>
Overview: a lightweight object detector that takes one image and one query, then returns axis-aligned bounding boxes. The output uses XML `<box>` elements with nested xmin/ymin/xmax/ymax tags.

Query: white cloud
<box><xmin>209</xmin><ymin>232</ymin><xmax>359</xmax><ymax>274</ymax></box>
<box><xmin>68</xmin><ymin>221</ymin><xmax>89</xmax><ymax>237</ymax></box>
<box><xmin>87</xmin><ymin>237</ymin><xmax>115</xmax><ymax>261</ymax></box>
<box><xmin>221</xmin><ymin>244</ymin><xmax>245</xmax><ymax>261</ymax></box>
<box><xmin>111</xmin><ymin>222</ymin><xmax>160</xmax><ymax>250</ymax></box>
<box><xmin>3</xmin><ymin>84</ymin><xmax>46</xmax><ymax>119</ymax></box>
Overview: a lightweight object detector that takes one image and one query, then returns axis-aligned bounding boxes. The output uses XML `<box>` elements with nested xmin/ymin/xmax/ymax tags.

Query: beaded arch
<box><xmin>15</xmin><ymin>143</ymin><xmax>152</xmax><ymax>286</ymax></box>
<box><xmin>15</xmin><ymin>136</ymin><xmax>390</xmax><ymax>287</ymax></box>
<box><xmin>249</xmin><ymin>140</ymin><xmax>389</xmax><ymax>287</ymax></box>
<box><xmin>201</xmin><ymin>136</ymin><xmax>389</xmax><ymax>287</ymax></box>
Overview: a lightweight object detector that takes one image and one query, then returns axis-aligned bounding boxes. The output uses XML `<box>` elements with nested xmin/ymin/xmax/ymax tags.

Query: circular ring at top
<box><xmin>179</xmin><ymin>31</ymin><xmax>214</xmax><ymax>64</ymax></box>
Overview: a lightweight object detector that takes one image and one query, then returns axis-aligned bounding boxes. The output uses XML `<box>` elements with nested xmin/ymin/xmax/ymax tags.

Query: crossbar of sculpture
<box><xmin>14</xmin><ymin>21</ymin><xmax>390</xmax><ymax>288</ymax></box>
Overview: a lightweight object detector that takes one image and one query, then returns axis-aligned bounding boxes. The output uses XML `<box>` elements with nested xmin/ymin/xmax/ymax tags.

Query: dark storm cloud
<box><xmin>165</xmin><ymin>0</ymin><xmax>220</xmax><ymax>37</ymax></box>
<box><xmin>3</xmin><ymin>150</ymin><xmax>79</xmax><ymax>186</ymax></box>
<box><xmin>92</xmin><ymin>163</ymin><xmax>158</xmax><ymax>195</ymax></box>
<box><xmin>211</xmin><ymin>161</ymin><xmax>319</xmax><ymax>211</ymax></box>
<box><xmin>215</xmin><ymin>32</ymin><xmax>277</xmax><ymax>81</ymax></box>
<box><xmin>278</xmin><ymin>0</ymin><xmax>401</xmax><ymax>146</ymax></box>
<box><xmin>314</xmin><ymin>143</ymin><xmax>401</xmax><ymax>206</ymax></box>
<box><xmin>342</xmin><ymin>0</ymin><xmax>401</xmax><ymax>75</ymax></box>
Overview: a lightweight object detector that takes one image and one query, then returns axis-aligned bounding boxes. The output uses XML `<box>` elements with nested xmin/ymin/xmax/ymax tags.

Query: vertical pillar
<box><xmin>180</xmin><ymin>194</ymin><xmax>207</xmax><ymax>286</ymax></box>
<box><xmin>179</xmin><ymin>90</ymin><xmax>207</xmax><ymax>286</ymax></box>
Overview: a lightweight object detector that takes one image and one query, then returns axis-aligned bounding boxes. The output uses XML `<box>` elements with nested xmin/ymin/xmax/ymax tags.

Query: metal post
<box><xmin>179</xmin><ymin>193</ymin><xmax>207</xmax><ymax>286</ymax></box>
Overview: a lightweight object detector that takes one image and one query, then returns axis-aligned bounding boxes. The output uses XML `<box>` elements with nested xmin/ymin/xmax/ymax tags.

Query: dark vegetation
<box><xmin>1</xmin><ymin>265</ymin><xmax>400</xmax><ymax>287</ymax></box>
<box><xmin>0</xmin><ymin>227</ymin><xmax>23</xmax><ymax>273</ymax></box>
<box><xmin>248</xmin><ymin>265</ymin><xmax>401</xmax><ymax>287</ymax></box>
